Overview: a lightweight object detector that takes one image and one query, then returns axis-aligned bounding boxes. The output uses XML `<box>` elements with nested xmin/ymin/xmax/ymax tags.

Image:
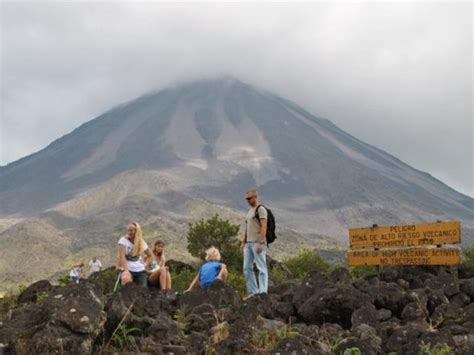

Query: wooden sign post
<box><xmin>347</xmin><ymin>221</ymin><xmax>461</xmax><ymax>266</ymax></box>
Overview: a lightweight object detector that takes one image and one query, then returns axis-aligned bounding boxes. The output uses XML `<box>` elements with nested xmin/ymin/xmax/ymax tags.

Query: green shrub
<box><xmin>111</xmin><ymin>323</ymin><xmax>140</xmax><ymax>349</ymax></box>
<box><xmin>269</xmin><ymin>267</ymin><xmax>290</xmax><ymax>286</ymax></box>
<box><xmin>58</xmin><ymin>275</ymin><xmax>71</xmax><ymax>288</ymax></box>
<box><xmin>283</xmin><ymin>249</ymin><xmax>330</xmax><ymax>279</ymax></box>
<box><xmin>251</xmin><ymin>325</ymin><xmax>299</xmax><ymax>352</ymax></box>
<box><xmin>0</xmin><ymin>291</ymin><xmax>19</xmax><ymax>308</ymax></box>
<box><xmin>350</xmin><ymin>265</ymin><xmax>379</xmax><ymax>279</ymax></box>
<box><xmin>419</xmin><ymin>341</ymin><xmax>454</xmax><ymax>355</ymax></box>
<box><xmin>187</xmin><ymin>214</ymin><xmax>242</xmax><ymax>271</ymax></box>
<box><xmin>462</xmin><ymin>245</ymin><xmax>474</xmax><ymax>271</ymax></box>
<box><xmin>226</xmin><ymin>271</ymin><xmax>247</xmax><ymax>297</ymax></box>
<box><xmin>37</xmin><ymin>291</ymin><xmax>49</xmax><ymax>303</ymax></box>
<box><xmin>171</xmin><ymin>269</ymin><xmax>196</xmax><ymax>293</ymax></box>
<box><xmin>344</xmin><ymin>347</ymin><xmax>362</xmax><ymax>355</ymax></box>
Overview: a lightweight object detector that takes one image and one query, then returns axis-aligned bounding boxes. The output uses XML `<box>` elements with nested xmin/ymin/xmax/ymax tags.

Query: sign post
<box><xmin>347</xmin><ymin>221</ymin><xmax>461</xmax><ymax>266</ymax></box>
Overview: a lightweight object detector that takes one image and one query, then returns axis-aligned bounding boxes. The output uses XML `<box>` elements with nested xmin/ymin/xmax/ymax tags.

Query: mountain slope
<box><xmin>0</xmin><ymin>77</ymin><xmax>472</xmax><ymax>242</ymax></box>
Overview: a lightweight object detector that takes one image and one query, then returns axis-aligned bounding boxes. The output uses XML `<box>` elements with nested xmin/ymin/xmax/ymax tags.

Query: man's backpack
<box><xmin>255</xmin><ymin>205</ymin><xmax>277</xmax><ymax>244</ymax></box>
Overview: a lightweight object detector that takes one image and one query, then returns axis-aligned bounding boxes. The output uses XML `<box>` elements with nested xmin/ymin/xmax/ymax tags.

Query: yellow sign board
<box><xmin>347</xmin><ymin>247</ymin><xmax>460</xmax><ymax>266</ymax></box>
<box><xmin>349</xmin><ymin>221</ymin><xmax>460</xmax><ymax>250</ymax></box>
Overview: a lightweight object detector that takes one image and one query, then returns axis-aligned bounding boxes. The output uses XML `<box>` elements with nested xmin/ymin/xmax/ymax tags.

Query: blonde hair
<box><xmin>205</xmin><ymin>246</ymin><xmax>221</xmax><ymax>262</ymax></box>
<box><xmin>130</xmin><ymin>222</ymin><xmax>145</xmax><ymax>257</ymax></box>
<box><xmin>153</xmin><ymin>240</ymin><xmax>165</xmax><ymax>260</ymax></box>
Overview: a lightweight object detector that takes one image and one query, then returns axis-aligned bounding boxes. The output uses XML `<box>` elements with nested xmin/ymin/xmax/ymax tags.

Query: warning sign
<box><xmin>347</xmin><ymin>247</ymin><xmax>460</xmax><ymax>266</ymax></box>
<box><xmin>349</xmin><ymin>221</ymin><xmax>460</xmax><ymax>250</ymax></box>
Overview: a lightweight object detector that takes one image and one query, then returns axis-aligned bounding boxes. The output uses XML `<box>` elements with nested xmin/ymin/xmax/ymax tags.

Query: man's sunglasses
<box><xmin>246</xmin><ymin>196</ymin><xmax>256</xmax><ymax>201</ymax></box>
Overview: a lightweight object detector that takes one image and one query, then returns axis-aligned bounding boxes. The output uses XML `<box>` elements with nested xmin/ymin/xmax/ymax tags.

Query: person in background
<box><xmin>241</xmin><ymin>189</ymin><xmax>268</xmax><ymax>299</ymax></box>
<box><xmin>88</xmin><ymin>256</ymin><xmax>103</xmax><ymax>276</ymax></box>
<box><xmin>184</xmin><ymin>246</ymin><xmax>228</xmax><ymax>293</ymax></box>
<box><xmin>70</xmin><ymin>263</ymin><xmax>84</xmax><ymax>284</ymax></box>
<box><xmin>117</xmin><ymin>222</ymin><xmax>153</xmax><ymax>288</ymax></box>
<box><xmin>148</xmin><ymin>240</ymin><xmax>172</xmax><ymax>289</ymax></box>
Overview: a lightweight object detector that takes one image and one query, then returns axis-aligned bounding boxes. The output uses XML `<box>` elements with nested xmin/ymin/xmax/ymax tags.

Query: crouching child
<box><xmin>185</xmin><ymin>246</ymin><xmax>228</xmax><ymax>292</ymax></box>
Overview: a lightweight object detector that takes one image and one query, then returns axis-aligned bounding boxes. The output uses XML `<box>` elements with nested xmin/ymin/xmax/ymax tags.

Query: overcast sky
<box><xmin>1</xmin><ymin>1</ymin><xmax>472</xmax><ymax>196</ymax></box>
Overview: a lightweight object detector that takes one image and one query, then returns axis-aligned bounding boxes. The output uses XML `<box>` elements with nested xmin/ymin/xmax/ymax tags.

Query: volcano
<box><xmin>1</xmin><ymin>77</ymin><xmax>473</xmax><ymax>242</ymax></box>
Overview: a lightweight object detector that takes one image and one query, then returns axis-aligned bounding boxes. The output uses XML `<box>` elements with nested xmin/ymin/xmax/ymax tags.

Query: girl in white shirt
<box><xmin>117</xmin><ymin>222</ymin><xmax>152</xmax><ymax>287</ymax></box>
<box><xmin>147</xmin><ymin>239</ymin><xmax>172</xmax><ymax>289</ymax></box>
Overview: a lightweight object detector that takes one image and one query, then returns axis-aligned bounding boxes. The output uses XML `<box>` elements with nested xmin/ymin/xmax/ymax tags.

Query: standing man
<box><xmin>88</xmin><ymin>256</ymin><xmax>103</xmax><ymax>276</ymax></box>
<box><xmin>241</xmin><ymin>189</ymin><xmax>268</xmax><ymax>298</ymax></box>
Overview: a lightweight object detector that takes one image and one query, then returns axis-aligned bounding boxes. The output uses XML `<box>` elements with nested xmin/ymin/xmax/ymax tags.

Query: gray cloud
<box><xmin>1</xmin><ymin>2</ymin><xmax>472</xmax><ymax>196</ymax></box>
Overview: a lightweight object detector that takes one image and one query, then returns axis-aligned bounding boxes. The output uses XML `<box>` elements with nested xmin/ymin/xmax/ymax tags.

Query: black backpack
<box><xmin>255</xmin><ymin>205</ymin><xmax>277</xmax><ymax>244</ymax></box>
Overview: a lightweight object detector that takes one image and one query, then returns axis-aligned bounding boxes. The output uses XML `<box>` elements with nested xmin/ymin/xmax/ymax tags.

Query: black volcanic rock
<box><xmin>1</xmin><ymin>265</ymin><xmax>474</xmax><ymax>354</ymax></box>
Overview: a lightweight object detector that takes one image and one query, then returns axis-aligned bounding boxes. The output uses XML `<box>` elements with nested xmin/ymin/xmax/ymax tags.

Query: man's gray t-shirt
<box><xmin>246</xmin><ymin>205</ymin><xmax>268</xmax><ymax>242</ymax></box>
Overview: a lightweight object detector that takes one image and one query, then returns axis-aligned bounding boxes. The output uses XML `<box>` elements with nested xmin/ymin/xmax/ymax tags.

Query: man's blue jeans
<box><xmin>243</xmin><ymin>242</ymin><xmax>268</xmax><ymax>295</ymax></box>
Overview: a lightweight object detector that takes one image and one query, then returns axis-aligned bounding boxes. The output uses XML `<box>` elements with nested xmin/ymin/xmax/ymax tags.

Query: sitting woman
<box><xmin>185</xmin><ymin>246</ymin><xmax>228</xmax><ymax>293</ymax></box>
<box><xmin>69</xmin><ymin>263</ymin><xmax>84</xmax><ymax>284</ymax></box>
<box><xmin>117</xmin><ymin>222</ymin><xmax>152</xmax><ymax>288</ymax></box>
<box><xmin>147</xmin><ymin>239</ymin><xmax>172</xmax><ymax>290</ymax></box>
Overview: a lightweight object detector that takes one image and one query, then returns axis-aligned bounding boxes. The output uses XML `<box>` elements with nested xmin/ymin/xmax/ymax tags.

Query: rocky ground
<box><xmin>1</xmin><ymin>263</ymin><xmax>474</xmax><ymax>354</ymax></box>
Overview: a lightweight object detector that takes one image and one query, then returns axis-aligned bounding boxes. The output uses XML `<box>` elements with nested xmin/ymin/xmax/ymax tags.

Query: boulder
<box><xmin>17</xmin><ymin>280</ymin><xmax>53</xmax><ymax>304</ymax></box>
<box><xmin>453</xmin><ymin>334</ymin><xmax>474</xmax><ymax>355</ymax></box>
<box><xmin>0</xmin><ymin>282</ymin><xmax>106</xmax><ymax>354</ymax></box>
<box><xmin>328</xmin><ymin>267</ymin><xmax>351</xmax><ymax>284</ymax></box>
<box><xmin>180</xmin><ymin>280</ymin><xmax>242</xmax><ymax>314</ymax></box>
<box><xmin>373</xmin><ymin>282</ymin><xmax>408</xmax><ymax>317</ymax></box>
<box><xmin>240</xmin><ymin>293</ymin><xmax>280</xmax><ymax>321</ymax></box>
<box><xmin>401</xmin><ymin>302</ymin><xmax>427</xmax><ymax>321</ymax></box>
<box><xmin>335</xmin><ymin>324</ymin><xmax>382</xmax><ymax>355</ymax></box>
<box><xmin>293</xmin><ymin>270</ymin><xmax>329</xmax><ymax>308</ymax></box>
<box><xmin>431</xmin><ymin>303</ymin><xmax>465</xmax><ymax>327</ymax></box>
<box><xmin>424</xmin><ymin>269</ymin><xmax>460</xmax><ymax>298</ymax></box>
<box><xmin>298</xmin><ymin>284</ymin><xmax>372</xmax><ymax>329</ymax></box>
<box><xmin>450</xmin><ymin>292</ymin><xmax>471</xmax><ymax>307</ymax></box>
<box><xmin>426</xmin><ymin>289</ymin><xmax>449</xmax><ymax>315</ymax></box>
<box><xmin>351</xmin><ymin>304</ymin><xmax>378</xmax><ymax>329</ymax></box>
<box><xmin>458</xmin><ymin>264</ymin><xmax>474</xmax><ymax>279</ymax></box>
<box><xmin>269</xmin><ymin>280</ymin><xmax>299</xmax><ymax>303</ymax></box>
<box><xmin>460</xmin><ymin>278</ymin><xmax>474</xmax><ymax>298</ymax></box>
<box><xmin>105</xmin><ymin>283</ymin><xmax>179</xmax><ymax>346</ymax></box>
<box><xmin>384</xmin><ymin>321</ymin><xmax>430</xmax><ymax>354</ymax></box>
<box><xmin>376</xmin><ymin>308</ymin><xmax>392</xmax><ymax>322</ymax></box>
<box><xmin>184</xmin><ymin>303</ymin><xmax>233</xmax><ymax>333</ymax></box>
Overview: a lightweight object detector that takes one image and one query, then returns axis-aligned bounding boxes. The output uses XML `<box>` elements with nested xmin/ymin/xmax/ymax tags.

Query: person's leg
<box><xmin>121</xmin><ymin>270</ymin><xmax>132</xmax><ymax>286</ymax></box>
<box><xmin>253</xmin><ymin>244</ymin><xmax>268</xmax><ymax>294</ymax></box>
<box><xmin>243</xmin><ymin>243</ymin><xmax>258</xmax><ymax>296</ymax></box>
<box><xmin>159</xmin><ymin>268</ymin><xmax>168</xmax><ymax>289</ymax></box>
<box><xmin>166</xmin><ymin>270</ymin><xmax>172</xmax><ymax>289</ymax></box>
<box><xmin>217</xmin><ymin>264</ymin><xmax>228</xmax><ymax>281</ymax></box>
<box><xmin>148</xmin><ymin>269</ymin><xmax>161</xmax><ymax>286</ymax></box>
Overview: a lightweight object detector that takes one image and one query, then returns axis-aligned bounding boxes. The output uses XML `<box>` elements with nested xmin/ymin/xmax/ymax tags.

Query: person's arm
<box><xmin>217</xmin><ymin>263</ymin><xmax>228</xmax><ymax>280</ymax></box>
<box><xmin>259</xmin><ymin>218</ymin><xmax>267</xmax><ymax>243</ymax></box>
<box><xmin>118</xmin><ymin>245</ymin><xmax>128</xmax><ymax>272</ymax></box>
<box><xmin>184</xmin><ymin>274</ymin><xmax>200</xmax><ymax>293</ymax></box>
<box><xmin>241</xmin><ymin>222</ymin><xmax>248</xmax><ymax>253</ymax></box>
<box><xmin>256</xmin><ymin>207</ymin><xmax>268</xmax><ymax>253</ymax></box>
<box><xmin>98</xmin><ymin>261</ymin><xmax>102</xmax><ymax>271</ymax></box>
<box><xmin>143</xmin><ymin>249</ymin><xmax>153</xmax><ymax>267</ymax></box>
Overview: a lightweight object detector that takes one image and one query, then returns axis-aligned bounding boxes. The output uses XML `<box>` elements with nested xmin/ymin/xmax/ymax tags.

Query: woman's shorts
<box><xmin>129</xmin><ymin>270</ymin><xmax>148</xmax><ymax>288</ymax></box>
